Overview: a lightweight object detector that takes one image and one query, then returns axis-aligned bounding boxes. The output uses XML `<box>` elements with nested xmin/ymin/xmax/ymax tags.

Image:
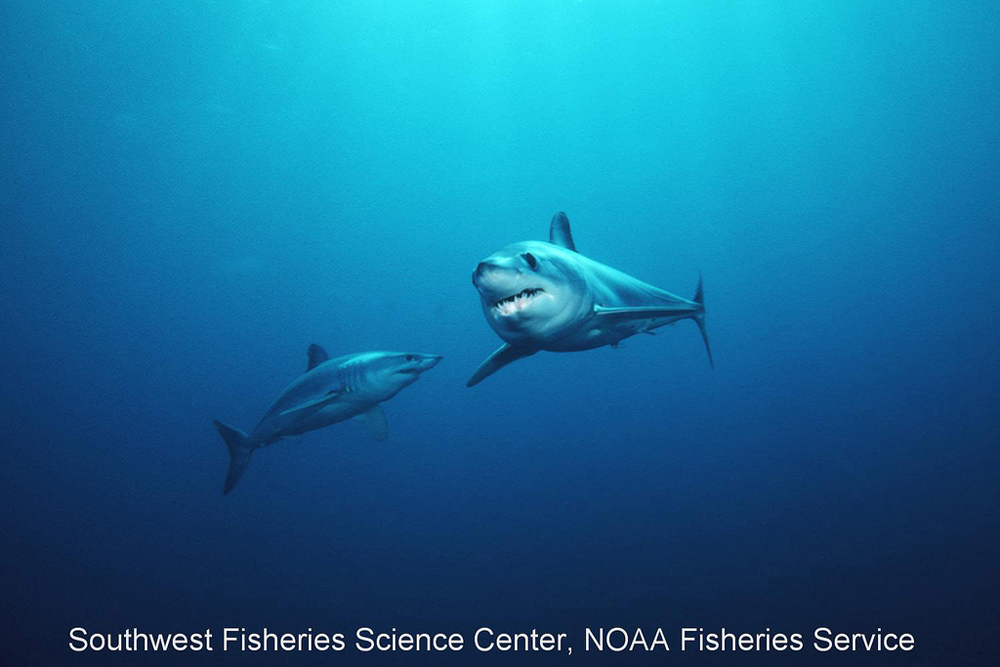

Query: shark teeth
<box><xmin>494</xmin><ymin>288</ymin><xmax>544</xmax><ymax>316</ymax></box>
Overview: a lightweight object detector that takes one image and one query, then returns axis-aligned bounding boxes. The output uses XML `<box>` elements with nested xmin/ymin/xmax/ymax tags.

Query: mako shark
<box><xmin>468</xmin><ymin>212</ymin><xmax>711</xmax><ymax>386</ymax></box>
<box><xmin>214</xmin><ymin>346</ymin><xmax>442</xmax><ymax>494</ymax></box>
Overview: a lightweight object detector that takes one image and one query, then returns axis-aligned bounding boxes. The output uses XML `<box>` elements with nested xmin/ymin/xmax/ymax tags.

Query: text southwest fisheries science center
<box><xmin>68</xmin><ymin>626</ymin><xmax>916</xmax><ymax>656</ymax></box>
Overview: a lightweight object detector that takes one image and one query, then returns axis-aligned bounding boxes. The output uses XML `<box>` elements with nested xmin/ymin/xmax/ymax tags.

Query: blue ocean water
<box><xmin>2</xmin><ymin>1</ymin><xmax>998</xmax><ymax>664</ymax></box>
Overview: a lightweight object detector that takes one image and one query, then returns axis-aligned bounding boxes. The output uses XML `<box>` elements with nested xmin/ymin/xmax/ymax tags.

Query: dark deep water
<box><xmin>2</xmin><ymin>1</ymin><xmax>998</xmax><ymax>664</ymax></box>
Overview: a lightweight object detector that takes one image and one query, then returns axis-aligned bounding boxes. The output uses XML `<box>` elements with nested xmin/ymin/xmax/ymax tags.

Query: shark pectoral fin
<box><xmin>692</xmin><ymin>274</ymin><xmax>713</xmax><ymax>369</ymax></box>
<box><xmin>307</xmin><ymin>344</ymin><xmax>329</xmax><ymax>372</ymax></box>
<box><xmin>595</xmin><ymin>277</ymin><xmax>713</xmax><ymax>369</ymax></box>
<box><xmin>548</xmin><ymin>212</ymin><xmax>577</xmax><ymax>252</ymax></box>
<box><xmin>466</xmin><ymin>344</ymin><xmax>536</xmax><ymax>387</ymax></box>
<box><xmin>594</xmin><ymin>305</ymin><xmax>698</xmax><ymax>321</ymax></box>
<box><xmin>355</xmin><ymin>404</ymin><xmax>388</xmax><ymax>442</ymax></box>
<box><xmin>278</xmin><ymin>390</ymin><xmax>342</xmax><ymax>417</ymax></box>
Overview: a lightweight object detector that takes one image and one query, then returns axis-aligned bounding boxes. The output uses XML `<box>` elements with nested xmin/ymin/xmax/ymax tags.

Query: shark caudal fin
<box><xmin>213</xmin><ymin>420</ymin><xmax>254</xmax><ymax>495</ymax></box>
<box><xmin>693</xmin><ymin>275</ymin><xmax>713</xmax><ymax>369</ymax></box>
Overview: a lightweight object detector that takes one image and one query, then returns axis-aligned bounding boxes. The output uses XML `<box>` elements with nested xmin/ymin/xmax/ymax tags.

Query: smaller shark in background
<box><xmin>468</xmin><ymin>212</ymin><xmax>711</xmax><ymax>386</ymax></box>
<box><xmin>214</xmin><ymin>346</ymin><xmax>442</xmax><ymax>494</ymax></box>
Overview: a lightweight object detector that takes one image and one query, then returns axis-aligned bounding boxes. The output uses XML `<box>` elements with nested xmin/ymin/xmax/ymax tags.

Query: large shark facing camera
<box><xmin>468</xmin><ymin>212</ymin><xmax>711</xmax><ymax>386</ymax></box>
<box><xmin>214</xmin><ymin>346</ymin><xmax>442</xmax><ymax>494</ymax></box>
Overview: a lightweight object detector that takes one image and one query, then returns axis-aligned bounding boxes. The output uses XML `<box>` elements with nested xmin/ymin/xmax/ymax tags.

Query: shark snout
<box><xmin>413</xmin><ymin>354</ymin><xmax>443</xmax><ymax>373</ymax></box>
<box><xmin>473</xmin><ymin>260</ymin><xmax>521</xmax><ymax>293</ymax></box>
<box><xmin>472</xmin><ymin>261</ymin><xmax>496</xmax><ymax>286</ymax></box>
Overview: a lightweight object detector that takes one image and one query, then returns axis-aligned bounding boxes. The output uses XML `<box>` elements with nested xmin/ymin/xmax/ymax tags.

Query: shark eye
<box><xmin>405</xmin><ymin>355</ymin><xmax>415</xmax><ymax>362</ymax></box>
<box><xmin>523</xmin><ymin>252</ymin><xmax>538</xmax><ymax>270</ymax></box>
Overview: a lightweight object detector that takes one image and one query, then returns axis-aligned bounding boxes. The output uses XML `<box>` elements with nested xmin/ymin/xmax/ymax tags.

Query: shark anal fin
<box><xmin>466</xmin><ymin>344</ymin><xmax>536</xmax><ymax>387</ymax></box>
<box><xmin>549</xmin><ymin>212</ymin><xmax>577</xmax><ymax>252</ymax></box>
<box><xmin>307</xmin><ymin>344</ymin><xmax>330</xmax><ymax>372</ymax></box>
<box><xmin>278</xmin><ymin>389</ymin><xmax>342</xmax><ymax>417</ymax></box>
<box><xmin>355</xmin><ymin>404</ymin><xmax>388</xmax><ymax>441</ymax></box>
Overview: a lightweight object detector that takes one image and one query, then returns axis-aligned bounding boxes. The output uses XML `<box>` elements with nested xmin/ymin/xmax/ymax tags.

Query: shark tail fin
<box><xmin>692</xmin><ymin>274</ymin><xmax>713</xmax><ymax>369</ymax></box>
<box><xmin>213</xmin><ymin>420</ymin><xmax>254</xmax><ymax>495</ymax></box>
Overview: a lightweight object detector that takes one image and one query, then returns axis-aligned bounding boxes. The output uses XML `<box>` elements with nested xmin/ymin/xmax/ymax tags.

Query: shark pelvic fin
<box><xmin>355</xmin><ymin>404</ymin><xmax>388</xmax><ymax>441</ymax></box>
<box><xmin>213</xmin><ymin>420</ymin><xmax>254</xmax><ymax>495</ymax></box>
<box><xmin>467</xmin><ymin>344</ymin><xmax>536</xmax><ymax>387</ymax></box>
<box><xmin>549</xmin><ymin>212</ymin><xmax>577</xmax><ymax>252</ymax></box>
<box><xmin>307</xmin><ymin>344</ymin><xmax>329</xmax><ymax>372</ymax></box>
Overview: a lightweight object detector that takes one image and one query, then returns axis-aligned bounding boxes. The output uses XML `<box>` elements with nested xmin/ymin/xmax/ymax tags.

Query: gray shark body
<box><xmin>214</xmin><ymin>346</ymin><xmax>442</xmax><ymax>494</ymax></box>
<box><xmin>468</xmin><ymin>212</ymin><xmax>711</xmax><ymax>386</ymax></box>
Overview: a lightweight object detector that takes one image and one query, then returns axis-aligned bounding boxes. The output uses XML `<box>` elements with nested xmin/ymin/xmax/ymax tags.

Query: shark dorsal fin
<box><xmin>549</xmin><ymin>212</ymin><xmax>577</xmax><ymax>252</ymax></box>
<box><xmin>307</xmin><ymin>344</ymin><xmax>329</xmax><ymax>372</ymax></box>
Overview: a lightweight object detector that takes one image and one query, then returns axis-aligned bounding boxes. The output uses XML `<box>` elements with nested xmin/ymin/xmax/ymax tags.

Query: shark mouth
<box><xmin>494</xmin><ymin>288</ymin><xmax>544</xmax><ymax>316</ymax></box>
